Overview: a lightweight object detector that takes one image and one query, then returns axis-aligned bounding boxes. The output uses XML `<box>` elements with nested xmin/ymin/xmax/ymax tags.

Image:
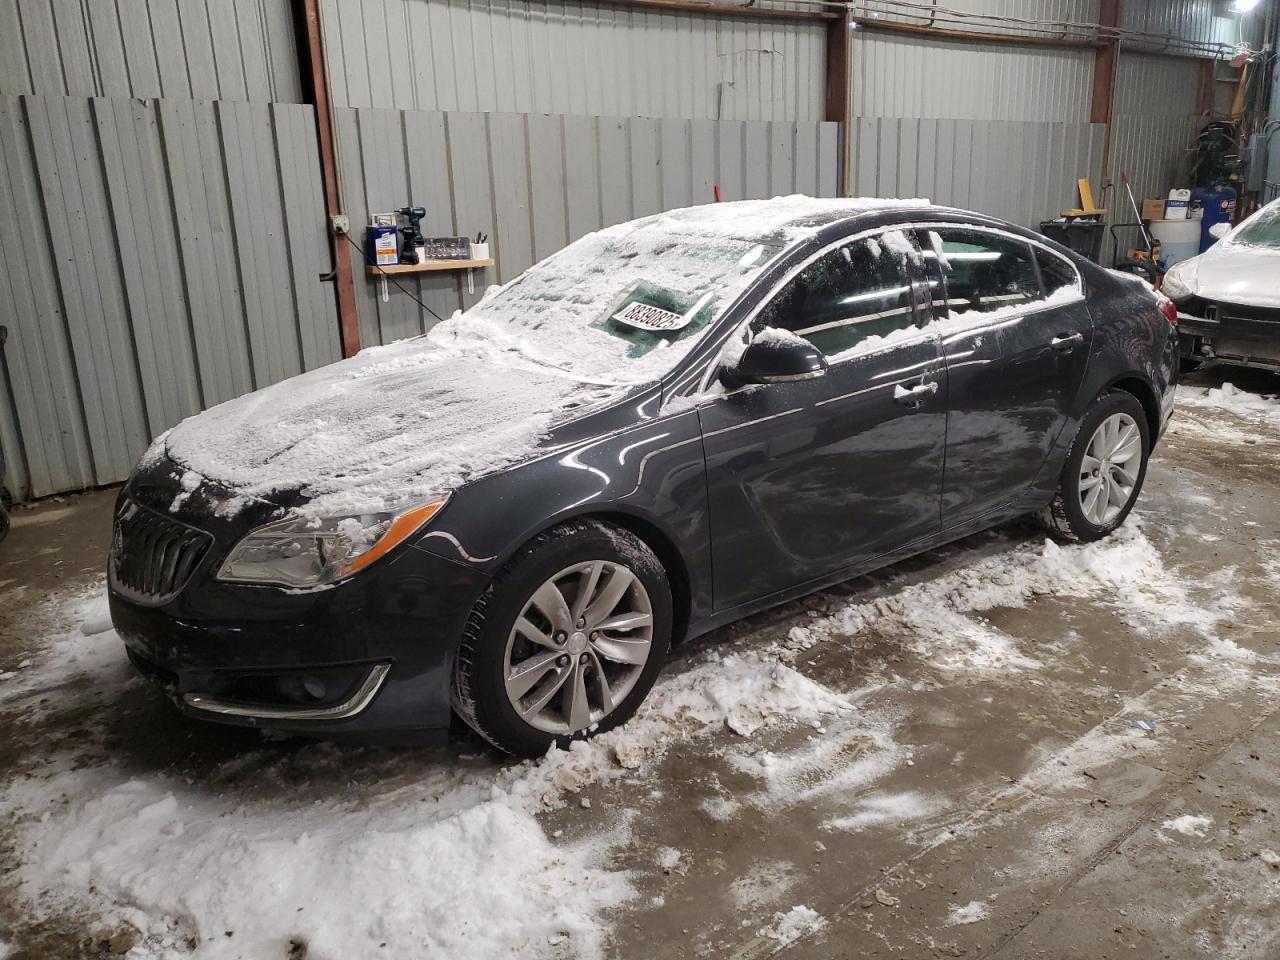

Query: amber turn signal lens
<box><xmin>343</xmin><ymin>498</ymin><xmax>448</xmax><ymax>576</ymax></box>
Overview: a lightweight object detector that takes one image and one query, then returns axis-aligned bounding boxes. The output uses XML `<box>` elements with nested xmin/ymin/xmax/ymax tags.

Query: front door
<box><xmin>918</xmin><ymin>226</ymin><xmax>1094</xmax><ymax>529</ymax></box>
<box><xmin>699</xmin><ymin>230</ymin><xmax>948</xmax><ymax>611</ymax></box>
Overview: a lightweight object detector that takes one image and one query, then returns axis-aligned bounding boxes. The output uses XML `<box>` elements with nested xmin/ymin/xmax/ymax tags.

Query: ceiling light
<box><xmin>1231</xmin><ymin>0</ymin><xmax>1262</xmax><ymax>13</ymax></box>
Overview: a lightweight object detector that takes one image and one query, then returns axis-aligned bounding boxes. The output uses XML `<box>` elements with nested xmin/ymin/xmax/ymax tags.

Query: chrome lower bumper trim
<box><xmin>182</xmin><ymin>662</ymin><xmax>391</xmax><ymax>721</ymax></box>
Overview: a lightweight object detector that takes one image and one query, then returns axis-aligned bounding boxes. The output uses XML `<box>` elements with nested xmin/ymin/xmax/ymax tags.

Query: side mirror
<box><xmin>720</xmin><ymin>333</ymin><xmax>828</xmax><ymax>389</ymax></box>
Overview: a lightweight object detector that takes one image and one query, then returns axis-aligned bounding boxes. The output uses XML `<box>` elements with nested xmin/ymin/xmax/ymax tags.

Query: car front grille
<box><xmin>111</xmin><ymin>499</ymin><xmax>213</xmax><ymax>604</ymax></box>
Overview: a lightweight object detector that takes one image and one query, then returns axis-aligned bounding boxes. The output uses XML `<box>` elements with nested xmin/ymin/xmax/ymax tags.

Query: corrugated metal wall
<box><xmin>1104</xmin><ymin>53</ymin><xmax>1201</xmax><ymax>257</ymax></box>
<box><xmin>857</xmin><ymin>0</ymin><xmax>1264</xmax><ymax>49</ymax></box>
<box><xmin>1</xmin><ymin>0</ymin><xmax>1271</xmax><ymax>501</ymax></box>
<box><xmin>336</xmin><ymin>108</ymin><xmax>841</xmax><ymax>347</ymax></box>
<box><xmin>850</xmin><ymin>116</ymin><xmax>1107</xmax><ymax>226</ymax></box>
<box><xmin>321</xmin><ymin>0</ymin><xmax>826</xmax><ymax>121</ymax></box>
<box><xmin>859</xmin><ymin>0</ymin><xmax>1100</xmax><ymax>33</ymax></box>
<box><xmin>0</xmin><ymin>95</ymin><xmax>337</xmax><ymax>500</ymax></box>
<box><xmin>1123</xmin><ymin>0</ymin><xmax>1267</xmax><ymax>49</ymax></box>
<box><xmin>0</xmin><ymin>0</ymin><xmax>303</xmax><ymax>102</ymax></box>
<box><xmin>852</xmin><ymin>33</ymin><xmax>1094</xmax><ymax>122</ymax></box>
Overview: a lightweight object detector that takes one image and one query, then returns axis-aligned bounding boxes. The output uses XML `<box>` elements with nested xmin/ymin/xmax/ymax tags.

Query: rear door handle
<box><xmin>893</xmin><ymin>380</ymin><xmax>938</xmax><ymax>406</ymax></box>
<box><xmin>1050</xmin><ymin>332</ymin><xmax>1085</xmax><ymax>352</ymax></box>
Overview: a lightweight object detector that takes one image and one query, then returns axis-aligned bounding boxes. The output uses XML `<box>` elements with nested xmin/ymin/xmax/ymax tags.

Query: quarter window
<box><xmin>928</xmin><ymin>228</ymin><xmax>1041</xmax><ymax>316</ymax></box>
<box><xmin>1036</xmin><ymin>248</ymin><xmax>1078</xmax><ymax>296</ymax></box>
<box><xmin>753</xmin><ymin>233</ymin><xmax>920</xmax><ymax>358</ymax></box>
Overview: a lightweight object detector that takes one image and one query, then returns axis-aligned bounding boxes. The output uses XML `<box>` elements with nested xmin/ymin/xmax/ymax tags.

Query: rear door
<box><xmin>699</xmin><ymin>229</ymin><xmax>947</xmax><ymax>610</ymax></box>
<box><xmin>916</xmin><ymin>226</ymin><xmax>1093</xmax><ymax>530</ymax></box>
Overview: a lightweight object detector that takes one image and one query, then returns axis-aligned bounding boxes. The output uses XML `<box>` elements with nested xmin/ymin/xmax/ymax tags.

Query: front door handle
<box><xmin>1050</xmin><ymin>332</ymin><xmax>1085</xmax><ymax>352</ymax></box>
<box><xmin>893</xmin><ymin>380</ymin><xmax>938</xmax><ymax>406</ymax></box>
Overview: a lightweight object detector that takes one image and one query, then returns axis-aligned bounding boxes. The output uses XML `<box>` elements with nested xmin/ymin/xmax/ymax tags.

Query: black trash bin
<box><xmin>1039</xmin><ymin>219</ymin><xmax>1105</xmax><ymax>264</ymax></box>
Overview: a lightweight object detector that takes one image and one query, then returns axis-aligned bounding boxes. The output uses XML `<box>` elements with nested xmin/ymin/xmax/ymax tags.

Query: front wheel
<box><xmin>1039</xmin><ymin>390</ymin><xmax>1150</xmax><ymax>542</ymax></box>
<box><xmin>452</xmin><ymin>520</ymin><xmax>672</xmax><ymax>757</ymax></box>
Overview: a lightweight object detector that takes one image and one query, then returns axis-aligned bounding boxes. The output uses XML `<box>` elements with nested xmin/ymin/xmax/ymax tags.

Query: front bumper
<box><xmin>1178</xmin><ymin>305</ymin><xmax>1280</xmax><ymax>372</ymax></box>
<box><xmin>110</xmin><ymin>535</ymin><xmax>492</xmax><ymax>739</ymax></box>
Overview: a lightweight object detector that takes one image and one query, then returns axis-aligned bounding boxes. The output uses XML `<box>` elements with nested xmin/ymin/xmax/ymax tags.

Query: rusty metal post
<box><xmin>300</xmin><ymin>0</ymin><xmax>361</xmax><ymax>359</ymax></box>
<box><xmin>826</xmin><ymin>8</ymin><xmax>855</xmax><ymax>198</ymax></box>
<box><xmin>1092</xmin><ymin>0</ymin><xmax>1122</xmax><ymax>181</ymax></box>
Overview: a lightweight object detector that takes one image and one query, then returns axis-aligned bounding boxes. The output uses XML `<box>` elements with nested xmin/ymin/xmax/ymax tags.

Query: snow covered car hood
<box><xmin>159</xmin><ymin>333</ymin><xmax>623</xmax><ymax>519</ymax></box>
<box><xmin>1178</xmin><ymin>240</ymin><xmax>1280</xmax><ymax>309</ymax></box>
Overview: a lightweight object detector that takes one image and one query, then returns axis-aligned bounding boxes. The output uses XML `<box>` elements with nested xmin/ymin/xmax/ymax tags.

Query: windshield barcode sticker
<box><xmin>612</xmin><ymin>301</ymin><xmax>692</xmax><ymax>332</ymax></box>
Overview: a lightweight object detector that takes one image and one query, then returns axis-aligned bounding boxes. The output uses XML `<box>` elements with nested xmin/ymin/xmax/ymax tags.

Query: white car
<box><xmin>1163</xmin><ymin>197</ymin><xmax>1280</xmax><ymax>372</ymax></box>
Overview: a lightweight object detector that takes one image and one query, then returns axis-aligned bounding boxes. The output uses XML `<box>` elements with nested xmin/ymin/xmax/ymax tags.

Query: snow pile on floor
<box><xmin>946</xmin><ymin>900</ymin><xmax>990</xmax><ymax>925</ymax></box>
<box><xmin>779</xmin><ymin>521</ymin><xmax>1236</xmax><ymax>673</ymax></box>
<box><xmin>0</xmin><ymin>590</ymin><xmax>859</xmax><ymax>959</ymax></box>
<box><xmin>1160</xmin><ymin>814</ymin><xmax>1212</xmax><ymax>839</ymax></box>
<box><xmin>1177</xmin><ymin>381</ymin><xmax>1280</xmax><ymax>430</ymax></box>
<box><xmin>759</xmin><ymin>905</ymin><xmax>827</xmax><ymax>945</ymax></box>
<box><xmin>730</xmin><ymin>703</ymin><xmax>903</xmax><ymax>808</ymax></box>
<box><xmin>8</xmin><ymin>766</ymin><xmax>629</xmax><ymax>960</ymax></box>
<box><xmin>824</xmin><ymin>790</ymin><xmax>939</xmax><ymax>833</ymax></box>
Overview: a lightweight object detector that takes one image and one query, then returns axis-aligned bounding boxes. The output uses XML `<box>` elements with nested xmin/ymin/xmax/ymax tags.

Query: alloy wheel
<box><xmin>1078</xmin><ymin>412</ymin><xmax>1142</xmax><ymax>525</ymax></box>
<box><xmin>503</xmin><ymin>560</ymin><xmax>654</xmax><ymax>735</ymax></box>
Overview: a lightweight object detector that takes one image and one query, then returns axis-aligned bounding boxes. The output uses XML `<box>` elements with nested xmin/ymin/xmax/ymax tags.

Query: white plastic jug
<box><xmin>1166</xmin><ymin>188</ymin><xmax>1191</xmax><ymax>220</ymax></box>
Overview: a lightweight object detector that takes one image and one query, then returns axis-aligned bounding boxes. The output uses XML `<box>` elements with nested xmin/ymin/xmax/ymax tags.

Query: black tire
<box><xmin>1179</xmin><ymin>356</ymin><xmax>1202</xmax><ymax>374</ymax></box>
<box><xmin>1039</xmin><ymin>389</ymin><xmax>1150</xmax><ymax>543</ymax></box>
<box><xmin>452</xmin><ymin>520</ymin><xmax>672</xmax><ymax>757</ymax></box>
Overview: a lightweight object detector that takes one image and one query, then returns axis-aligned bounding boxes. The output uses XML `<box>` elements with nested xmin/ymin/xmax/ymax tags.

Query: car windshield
<box><xmin>1233</xmin><ymin>201</ymin><xmax>1280</xmax><ymax>248</ymax></box>
<box><xmin>458</xmin><ymin>217</ymin><xmax>783</xmax><ymax>384</ymax></box>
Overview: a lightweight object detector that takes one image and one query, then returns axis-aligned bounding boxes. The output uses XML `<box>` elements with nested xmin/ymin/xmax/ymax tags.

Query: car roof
<box><xmin>623</xmin><ymin>195</ymin><xmax>937</xmax><ymax>246</ymax></box>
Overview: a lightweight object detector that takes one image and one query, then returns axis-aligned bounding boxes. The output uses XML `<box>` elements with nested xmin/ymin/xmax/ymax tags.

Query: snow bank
<box><xmin>1</xmin><ymin>590</ymin><xmax>860</xmax><ymax>959</ymax></box>
<box><xmin>779</xmin><ymin>521</ymin><xmax>1237</xmax><ymax>674</ymax></box>
<box><xmin>7</xmin><ymin>767</ymin><xmax>628</xmax><ymax>960</ymax></box>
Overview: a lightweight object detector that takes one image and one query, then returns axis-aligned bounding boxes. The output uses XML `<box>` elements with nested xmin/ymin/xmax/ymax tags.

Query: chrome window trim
<box><xmin>182</xmin><ymin>662</ymin><xmax>392</xmax><ymax>722</ymax></box>
<box><xmin>691</xmin><ymin>224</ymin><xmax>933</xmax><ymax>396</ymax></box>
<box><xmin>680</xmin><ymin>219</ymin><xmax>1085</xmax><ymax>400</ymax></box>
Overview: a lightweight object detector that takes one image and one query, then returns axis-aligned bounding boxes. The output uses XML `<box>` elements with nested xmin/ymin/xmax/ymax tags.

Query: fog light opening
<box><xmin>276</xmin><ymin>674</ymin><xmax>330</xmax><ymax>705</ymax></box>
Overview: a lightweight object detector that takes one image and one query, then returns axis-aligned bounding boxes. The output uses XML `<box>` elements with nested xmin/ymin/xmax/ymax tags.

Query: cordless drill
<box><xmin>397</xmin><ymin>206</ymin><xmax>426</xmax><ymax>263</ymax></box>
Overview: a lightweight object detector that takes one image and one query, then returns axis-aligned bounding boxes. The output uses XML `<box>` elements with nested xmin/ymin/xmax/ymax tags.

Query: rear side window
<box><xmin>929</xmin><ymin>228</ymin><xmax>1041</xmax><ymax>316</ymax></box>
<box><xmin>1036</xmin><ymin>248</ymin><xmax>1078</xmax><ymax>295</ymax></box>
<box><xmin>753</xmin><ymin>232</ymin><xmax>919</xmax><ymax>357</ymax></box>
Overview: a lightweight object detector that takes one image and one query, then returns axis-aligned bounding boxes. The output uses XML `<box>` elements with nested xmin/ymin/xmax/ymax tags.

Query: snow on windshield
<box><xmin>454</xmin><ymin>196</ymin><xmax>931</xmax><ymax>385</ymax></box>
<box><xmin>1233</xmin><ymin>199</ymin><xmax>1280</xmax><ymax>249</ymax></box>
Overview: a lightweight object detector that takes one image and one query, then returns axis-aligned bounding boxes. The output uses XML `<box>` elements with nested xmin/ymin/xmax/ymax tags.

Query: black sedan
<box><xmin>109</xmin><ymin>198</ymin><xmax>1178</xmax><ymax>756</ymax></box>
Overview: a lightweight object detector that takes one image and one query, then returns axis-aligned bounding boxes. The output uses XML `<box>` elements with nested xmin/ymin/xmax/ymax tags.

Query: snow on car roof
<box><xmin>633</xmin><ymin>195</ymin><xmax>933</xmax><ymax>245</ymax></box>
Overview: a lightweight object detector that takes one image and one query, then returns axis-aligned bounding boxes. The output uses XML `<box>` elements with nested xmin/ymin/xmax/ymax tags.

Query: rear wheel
<box><xmin>1039</xmin><ymin>390</ymin><xmax>1150</xmax><ymax>542</ymax></box>
<box><xmin>452</xmin><ymin>520</ymin><xmax>672</xmax><ymax>757</ymax></box>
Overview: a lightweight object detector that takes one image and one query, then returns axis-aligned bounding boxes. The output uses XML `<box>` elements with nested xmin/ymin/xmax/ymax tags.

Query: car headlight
<box><xmin>1161</xmin><ymin>259</ymin><xmax>1199</xmax><ymax>302</ymax></box>
<box><xmin>217</xmin><ymin>497</ymin><xmax>448</xmax><ymax>588</ymax></box>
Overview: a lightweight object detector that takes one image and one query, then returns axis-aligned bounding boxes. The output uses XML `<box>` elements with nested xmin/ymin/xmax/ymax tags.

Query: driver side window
<box><xmin>753</xmin><ymin>232</ymin><xmax>920</xmax><ymax>359</ymax></box>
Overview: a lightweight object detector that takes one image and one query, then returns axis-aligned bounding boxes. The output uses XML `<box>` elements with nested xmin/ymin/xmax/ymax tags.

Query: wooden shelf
<box><xmin>366</xmin><ymin>258</ymin><xmax>493</xmax><ymax>275</ymax></box>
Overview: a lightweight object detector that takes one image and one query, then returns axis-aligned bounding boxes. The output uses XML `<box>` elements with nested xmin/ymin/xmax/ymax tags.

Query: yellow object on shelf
<box><xmin>1061</xmin><ymin>177</ymin><xmax>1107</xmax><ymax>218</ymax></box>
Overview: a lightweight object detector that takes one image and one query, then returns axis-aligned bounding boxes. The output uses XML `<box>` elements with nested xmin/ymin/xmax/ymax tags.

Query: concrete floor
<box><xmin>2</xmin><ymin>366</ymin><xmax>1279</xmax><ymax>959</ymax></box>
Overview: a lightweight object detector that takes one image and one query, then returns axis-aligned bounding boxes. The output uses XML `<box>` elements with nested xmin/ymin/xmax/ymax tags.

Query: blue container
<box><xmin>365</xmin><ymin>224</ymin><xmax>399</xmax><ymax>266</ymax></box>
<box><xmin>1192</xmin><ymin>182</ymin><xmax>1237</xmax><ymax>252</ymax></box>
